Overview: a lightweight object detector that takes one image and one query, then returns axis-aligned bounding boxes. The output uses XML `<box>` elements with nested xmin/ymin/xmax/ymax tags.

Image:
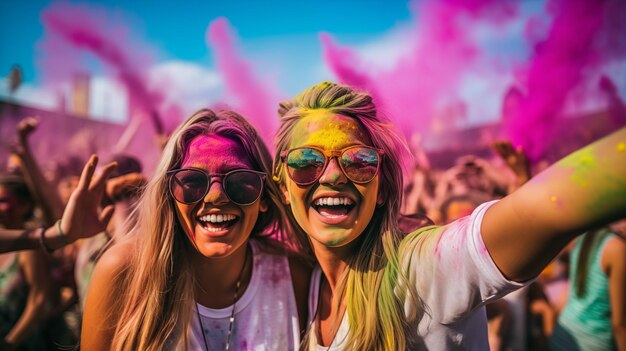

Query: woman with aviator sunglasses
<box><xmin>82</xmin><ymin>109</ymin><xmax>311</xmax><ymax>350</ymax></box>
<box><xmin>272</xmin><ymin>81</ymin><xmax>626</xmax><ymax>350</ymax></box>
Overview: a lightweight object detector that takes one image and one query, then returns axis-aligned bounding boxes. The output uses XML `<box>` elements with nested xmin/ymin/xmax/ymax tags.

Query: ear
<box><xmin>376</xmin><ymin>190</ymin><xmax>384</xmax><ymax>206</ymax></box>
<box><xmin>259</xmin><ymin>197</ymin><xmax>269</xmax><ymax>212</ymax></box>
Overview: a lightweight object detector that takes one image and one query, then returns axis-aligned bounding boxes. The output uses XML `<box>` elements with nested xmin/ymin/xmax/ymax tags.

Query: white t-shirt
<box><xmin>308</xmin><ymin>201</ymin><xmax>528</xmax><ymax>350</ymax></box>
<box><xmin>189</xmin><ymin>240</ymin><xmax>300</xmax><ymax>350</ymax></box>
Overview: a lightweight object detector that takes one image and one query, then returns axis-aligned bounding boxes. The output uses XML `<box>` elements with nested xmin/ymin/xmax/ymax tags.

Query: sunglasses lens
<box><xmin>170</xmin><ymin>169</ymin><xmax>208</xmax><ymax>203</ymax></box>
<box><xmin>224</xmin><ymin>171</ymin><xmax>264</xmax><ymax>205</ymax></box>
<box><xmin>286</xmin><ymin>148</ymin><xmax>326</xmax><ymax>184</ymax></box>
<box><xmin>341</xmin><ymin>147</ymin><xmax>380</xmax><ymax>183</ymax></box>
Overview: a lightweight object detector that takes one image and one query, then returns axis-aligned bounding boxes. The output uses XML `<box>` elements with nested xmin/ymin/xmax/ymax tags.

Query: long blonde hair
<box><xmin>273</xmin><ymin>82</ymin><xmax>426</xmax><ymax>350</ymax></box>
<box><xmin>110</xmin><ymin>109</ymin><xmax>305</xmax><ymax>350</ymax></box>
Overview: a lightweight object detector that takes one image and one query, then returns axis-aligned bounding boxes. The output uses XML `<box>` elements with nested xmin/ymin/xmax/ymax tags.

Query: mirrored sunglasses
<box><xmin>167</xmin><ymin>168</ymin><xmax>266</xmax><ymax>205</ymax></box>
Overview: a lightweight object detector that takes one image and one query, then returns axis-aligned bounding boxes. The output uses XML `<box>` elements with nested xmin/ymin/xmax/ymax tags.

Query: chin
<box><xmin>198</xmin><ymin>242</ymin><xmax>235</xmax><ymax>258</ymax></box>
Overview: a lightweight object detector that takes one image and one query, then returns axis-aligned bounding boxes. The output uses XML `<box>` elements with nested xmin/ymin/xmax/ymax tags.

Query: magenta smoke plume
<box><xmin>506</xmin><ymin>0</ymin><xmax>626</xmax><ymax>161</ymax></box>
<box><xmin>322</xmin><ymin>0</ymin><xmax>517</xmax><ymax>141</ymax></box>
<box><xmin>39</xmin><ymin>2</ymin><xmax>181</xmax><ymax>133</ymax></box>
<box><xmin>207</xmin><ymin>17</ymin><xmax>281</xmax><ymax>148</ymax></box>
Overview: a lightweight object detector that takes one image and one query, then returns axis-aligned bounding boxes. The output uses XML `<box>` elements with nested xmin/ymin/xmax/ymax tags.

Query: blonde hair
<box><xmin>110</xmin><ymin>109</ymin><xmax>304</xmax><ymax>350</ymax></box>
<box><xmin>273</xmin><ymin>82</ymin><xmax>425</xmax><ymax>350</ymax></box>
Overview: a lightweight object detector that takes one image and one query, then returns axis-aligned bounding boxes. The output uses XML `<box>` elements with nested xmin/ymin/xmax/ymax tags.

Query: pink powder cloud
<box><xmin>322</xmin><ymin>0</ymin><xmax>626</xmax><ymax>162</ymax></box>
<box><xmin>38</xmin><ymin>1</ymin><xmax>183</xmax><ymax>133</ymax></box>
<box><xmin>321</xmin><ymin>0</ymin><xmax>518</xmax><ymax>141</ymax></box>
<box><xmin>206</xmin><ymin>17</ymin><xmax>282</xmax><ymax>149</ymax></box>
<box><xmin>507</xmin><ymin>0</ymin><xmax>626</xmax><ymax>161</ymax></box>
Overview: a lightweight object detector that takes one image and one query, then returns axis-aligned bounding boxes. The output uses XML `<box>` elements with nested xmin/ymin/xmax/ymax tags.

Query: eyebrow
<box><xmin>185</xmin><ymin>160</ymin><xmax>255</xmax><ymax>172</ymax></box>
<box><xmin>296</xmin><ymin>143</ymin><xmax>367</xmax><ymax>150</ymax></box>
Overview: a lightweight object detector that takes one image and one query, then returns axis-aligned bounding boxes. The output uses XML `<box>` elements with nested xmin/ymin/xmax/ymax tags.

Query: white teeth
<box><xmin>199</xmin><ymin>214</ymin><xmax>237</xmax><ymax>223</ymax></box>
<box><xmin>314</xmin><ymin>197</ymin><xmax>354</xmax><ymax>206</ymax></box>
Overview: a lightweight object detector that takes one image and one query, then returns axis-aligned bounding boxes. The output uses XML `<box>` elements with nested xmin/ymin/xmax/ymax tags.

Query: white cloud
<box><xmin>90</xmin><ymin>76</ymin><xmax>129</xmax><ymax>122</ymax></box>
<box><xmin>0</xmin><ymin>78</ymin><xmax>59</xmax><ymax>110</ymax></box>
<box><xmin>148</xmin><ymin>60</ymin><xmax>223</xmax><ymax>115</ymax></box>
<box><xmin>458</xmin><ymin>69</ymin><xmax>516</xmax><ymax>126</ymax></box>
<box><xmin>354</xmin><ymin>24</ymin><xmax>415</xmax><ymax>70</ymax></box>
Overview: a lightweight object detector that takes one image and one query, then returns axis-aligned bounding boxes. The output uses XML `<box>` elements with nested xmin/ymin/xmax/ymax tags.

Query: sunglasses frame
<box><xmin>280</xmin><ymin>145</ymin><xmax>384</xmax><ymax>186</ymax></box>
<box><xmin>166</xmin><ymin>168</ymin><xmax>267</xmax><ymax>205</ymax></box>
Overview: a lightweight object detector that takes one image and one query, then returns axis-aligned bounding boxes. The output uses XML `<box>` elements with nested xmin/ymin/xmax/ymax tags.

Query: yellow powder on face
<box><xmin>551</xmin><ymin>195</ymin><xmax>557</xmax><ymax>203</ymax></box>
<box><xmin>617</xmin><ymin>142</ymin><xmax>626</xmax><ymax>152</ymax></box>
<box><xmin>291</xmin><ymin>110</ymin><xmax>368</xmax><ymax>150</ymax></box>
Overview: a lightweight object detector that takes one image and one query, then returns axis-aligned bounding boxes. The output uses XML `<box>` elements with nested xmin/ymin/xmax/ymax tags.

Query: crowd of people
<box><xmin>1</xmin><ymin>81</ymin><xmax>624</xmax><ymax>350</ymax></box>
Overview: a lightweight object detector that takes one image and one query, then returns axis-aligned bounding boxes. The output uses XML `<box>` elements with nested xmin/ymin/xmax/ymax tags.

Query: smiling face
<box><xmin>282</xmin><ymin>110</ymin><xmax>380</xmax><ymax>249</ymax></box>
<box><xmin>174</xmin><ymin>134</ymin><xmax>266</xmax><ymax>258</ymax></box>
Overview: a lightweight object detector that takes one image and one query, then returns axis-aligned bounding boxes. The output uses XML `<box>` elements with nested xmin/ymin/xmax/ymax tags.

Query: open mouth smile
<box><xmin>197</xmin><ymin>213</ymin><xmax>239</xmax><ymax>233</ymax></box>
<box><xmin>311</xmin><ymin>196</ymin><xmax>356</xmax><ymax>222</ymax></box>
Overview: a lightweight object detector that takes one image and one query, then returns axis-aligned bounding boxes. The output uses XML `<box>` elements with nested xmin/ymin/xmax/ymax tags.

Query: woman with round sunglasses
<box><xmin>272</xmin><ymin>81</ymin><xmax>626</xmax><ymax>350</ymax></box>
<box><xmin>82</xmin><ymin>109</ymin><xmax>311</xmax><ymax>350</ymax></box>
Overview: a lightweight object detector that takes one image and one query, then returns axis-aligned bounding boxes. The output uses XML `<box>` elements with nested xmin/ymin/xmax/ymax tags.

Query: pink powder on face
<box><xmin>182</xmin><ymin>134</ymin><xmax>252</xmax><ymax>170</ymax></box>
<box><xmin>206</xmin><ymin>18</ymin><xmax>282</xmax><ymax>150</ymax></box>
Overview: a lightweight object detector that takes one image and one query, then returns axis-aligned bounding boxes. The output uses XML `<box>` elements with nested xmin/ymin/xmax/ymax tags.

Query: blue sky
<box><xmin>0</xmin><ymin>0</ymin><xmax>433</xmax><ymax>123</ymax></box>
<box><xmin>7</xmin><ymin>0</ymin><xmax>617</xmax><ymax>129</ymax></box>
<box><xmin>1</xmin><ymin>0</ymin><xmax>412</xmax><ymax>87</ymax></box>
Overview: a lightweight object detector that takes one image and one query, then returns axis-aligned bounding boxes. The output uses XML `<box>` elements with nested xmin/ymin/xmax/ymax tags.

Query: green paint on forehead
<box><xmin>290</xmin><ymin>110</ymin><xmax>369</xmax><ymax>150</ymax></box>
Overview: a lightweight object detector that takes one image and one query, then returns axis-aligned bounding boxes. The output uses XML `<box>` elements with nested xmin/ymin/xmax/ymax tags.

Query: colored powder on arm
<box><xmin>554</xmin><ymin>138</ymin><xmax>626</xmax><ymax>217</ymax></box>
<box><xmin>560</xmin><ymin>148</ymin><xmax>597</xmax><ymax>188</ymax></box>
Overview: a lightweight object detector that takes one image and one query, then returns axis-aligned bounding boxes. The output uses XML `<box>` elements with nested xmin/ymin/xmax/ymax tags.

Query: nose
<box><xmin>203</xmin><ymin>178</ymin><xmax>229</xmax><ymax>205</ymax></box>
<box><xmin>318</xmin><ymin>157</ymin><xmax>347</xmax><ymax>186</ymax></box>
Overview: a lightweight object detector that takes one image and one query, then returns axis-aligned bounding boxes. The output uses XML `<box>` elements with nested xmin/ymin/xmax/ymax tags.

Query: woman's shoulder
<box><xmin>92</xmin><ymin>240</ymin><xmax>135</xmax><ymax>278</ymax></box>
<box><xmin>600</xmin><ymin>233</ymin><xmax>626</xmax><ymax>273</ymax></box>
<box><xmin>400</xmin><ymin>225</ymin><xmax>443</xmax><ymax>246</ymax></box>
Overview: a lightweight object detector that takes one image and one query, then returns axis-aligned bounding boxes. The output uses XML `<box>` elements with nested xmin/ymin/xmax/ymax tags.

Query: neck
<box><xmin>193</xmin><ymin>243</ymin><xmax>251</xmax><ymax>308</ymax></box>
<box><xmin>310</xmin><ymin>239</ymin><xmax>355</xmax><ymax>348</ymax></box>
<box><xmin>309</xmin><ymin>239</ymin><xmax>354</xmax><ymax>292</ymax></box>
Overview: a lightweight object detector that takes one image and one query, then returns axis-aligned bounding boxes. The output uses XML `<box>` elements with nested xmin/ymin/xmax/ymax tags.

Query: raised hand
<box><xmin>17</xmin><ymin>117</ymin><xmax>38</xmax><ymax>143</ymax></box>
<box><xmin>60</xmin><ymin>155</ymin><xmax>118</xmax><ymax>242</ymax></box>
<box><xmin>106</xmin><ymin>172</ymin><xmax>147</xmax><ymax>202</ymax></box>
<box><xmin>492</xmin><ymin>140</ymin><xmax>531</xmax><ymax>189</ymax></box>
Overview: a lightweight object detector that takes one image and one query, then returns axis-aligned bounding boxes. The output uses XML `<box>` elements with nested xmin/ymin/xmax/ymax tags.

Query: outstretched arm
<box><xmin>482</xmin><ymin>127</ymin><xmax>626</xmax><ymax>281</ymax></box>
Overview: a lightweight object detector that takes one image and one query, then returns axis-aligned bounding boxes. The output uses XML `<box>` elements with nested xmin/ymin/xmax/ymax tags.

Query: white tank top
<box><xmin>189</xmin><ymin>240</ymin><xmax>301</xmax><ymax>350</ymax></box>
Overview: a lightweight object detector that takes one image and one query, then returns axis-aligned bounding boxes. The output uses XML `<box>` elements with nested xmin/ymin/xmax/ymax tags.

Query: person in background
<box><xmin>550</xmin><ymin>224</ymin><xmax>626</xmax><ymax>350</ymax></box>
<box><xmin>74</xmin><ymin>154</ymin><xmax>145</xmax><ymax>310</ymax></box>
<box><xmin>0</xmin><ymin>175</ymin><xmax>63</xmax><ymax>350</ymax></box>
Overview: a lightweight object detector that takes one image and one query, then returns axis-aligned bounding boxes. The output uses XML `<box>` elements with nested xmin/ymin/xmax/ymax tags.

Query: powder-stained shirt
<box><xmin>190</xmin><ymin>240</ymin><xmax>300</xmax><ymax>350</ymax></box>
<box><xmin>308</xmin><ymin>200</ymin><xmax>529</xmax><ymax>350</ymax></box>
